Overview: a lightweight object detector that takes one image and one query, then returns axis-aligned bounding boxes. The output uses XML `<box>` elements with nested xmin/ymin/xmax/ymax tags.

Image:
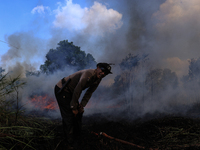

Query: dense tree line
<box><xmin>110</xmin><ymin>54</ymin><xmax>200</xmax><ymax>110</ymax></box>
<box><xmin>3</xmin><ymin>39</ymin><xmax>200</xmax><ymax>112</ymax></box>
<box><xmin>40</xmin><ymin>40</ymin><xmax>96</xmax><ymax>74</ymax></box>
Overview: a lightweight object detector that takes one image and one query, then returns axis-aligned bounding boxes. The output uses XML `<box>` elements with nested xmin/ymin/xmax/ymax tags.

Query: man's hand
<box><xmin>72</xmin><ymin>109</ymin><xmax>79</xmax><ymax>116</ymax></box>
<box><xmin>78</xmin><ymin>104</ymin><xmax>84</xmax><ymax>113</ymax></box>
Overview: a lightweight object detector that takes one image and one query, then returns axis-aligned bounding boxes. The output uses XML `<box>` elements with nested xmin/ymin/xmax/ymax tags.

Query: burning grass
<box><xmin>29</xmin><ymin>94</ymin><xmax>58</xmax><ymax>111</ymax></box>
<box><xmin>1</xmin><ymin>110</ymin><xmax>200</xmax><ymax>150</ymax></box>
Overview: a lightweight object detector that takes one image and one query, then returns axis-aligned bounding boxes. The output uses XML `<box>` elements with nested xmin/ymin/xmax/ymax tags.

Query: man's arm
<box><xmin>70</xmin><ymin>73</ymin><xmax>90</xmax><ymax>110</ymax></box>
<box><xmin>80</xmin><ymin>83</ymin><xmax>100</xmax><ymax>107</ymax></box>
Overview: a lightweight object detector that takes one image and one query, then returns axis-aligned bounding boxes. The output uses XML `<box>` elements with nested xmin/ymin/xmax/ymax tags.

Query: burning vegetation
<box><xmin>2</xmin><ymin>0</ymin><xmax>200</xmax><ymax>149</ymax></box>
<box><xmin>1</xmin><ymin>40</ymin><xmax>200</xmax><ymax>149</ymax></box>
<box><xmin>1</xmin><ymin>73</ymin><xmax>200</xmax><ymax>150</ymax></box>
<box><xmin>29</xmin><ymin>94</ymin><xmax>58</xmax><ymax>111</ymax></box>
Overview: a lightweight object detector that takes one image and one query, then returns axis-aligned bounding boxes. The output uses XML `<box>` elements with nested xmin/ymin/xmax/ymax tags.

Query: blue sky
<box><xmin>1</xmin><ymin>0</ymin><xmax>200</xmax><ymax>78</ymax></box>
<box><xmin>0</xmin><ymin>1</ymin><xmax>49</xmax><ymax>55</ymax></box>
<box><xmin>0</xmin><ymin>0</ymin><xmax>124</xmax><ymax>70</ymax></box>
<box><xmin>0</xmin><ymin>0</ymin><xmax>88</xmax><ymax>55</ymax></box>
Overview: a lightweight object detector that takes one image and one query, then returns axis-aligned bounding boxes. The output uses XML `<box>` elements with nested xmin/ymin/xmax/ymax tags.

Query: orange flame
<box><xmin>30</xmin><ymin>95</ymin><xmax>58</xmax><ymax>110</ymax></box>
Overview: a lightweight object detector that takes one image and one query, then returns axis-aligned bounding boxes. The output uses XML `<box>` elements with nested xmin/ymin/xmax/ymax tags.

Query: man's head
<box><xmin>96</xmin><ymin>63</ymin><xmax>112</xmax><ymax>78</ymax></box>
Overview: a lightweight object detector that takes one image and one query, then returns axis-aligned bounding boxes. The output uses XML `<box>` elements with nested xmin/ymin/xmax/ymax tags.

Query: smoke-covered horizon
<box><xmin>1</xmin><ymin>0</ymin><xmax>200</xmax><ymax>120</ymax></box>
<box><xmin>2</xmin><ymin>0</ymin><xmax>199</xmax><ymax>76</ymax></box>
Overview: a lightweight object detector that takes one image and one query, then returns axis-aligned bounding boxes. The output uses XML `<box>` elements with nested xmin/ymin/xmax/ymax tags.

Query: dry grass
<box><xmin>1</xmin><ymin>109</ymin><xmax>200</xmax><ymax>150</ymax></box>
<box><xmin>80</xmin><ymin>115</ymin><xmax>200</xmax><ymax>150</ymax></box>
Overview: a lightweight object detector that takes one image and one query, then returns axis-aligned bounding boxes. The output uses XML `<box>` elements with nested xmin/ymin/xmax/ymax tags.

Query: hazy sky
<box><xmin>2</xmin><ymin>0</ymin><xmax>200</xmax><ymax>118</ymax></box>
<box><xmin>0</xmin><ymin>0</ymin><xmax>124</xmax><ymax>70</ymax></box>
<box><xmin>1</xmin><ymin>0</ymin><xmax>200</xmax><ymax>78</ymax></box>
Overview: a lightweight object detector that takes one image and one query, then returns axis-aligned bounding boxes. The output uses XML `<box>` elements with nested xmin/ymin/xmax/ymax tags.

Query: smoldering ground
<box><xmin>1</xmin><ymin>0</ymin><xmax>200</xmax><ymax>120</ymax></box>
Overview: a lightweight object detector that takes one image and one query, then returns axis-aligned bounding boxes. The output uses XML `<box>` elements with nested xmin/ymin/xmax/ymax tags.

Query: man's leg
<box><xmin>72</xmin><ymin>112</ymin><xmax>83</xmax><ymax>148</ymax></box>
<box><xmin>54</xmin><ymin>86</ymin><xmax>74</xmax><ymax>145</ymax></box>
<box><xmin>73</xmin><ymin>113</ymin><xmax>83</xmax><ymax>136</ymax></box>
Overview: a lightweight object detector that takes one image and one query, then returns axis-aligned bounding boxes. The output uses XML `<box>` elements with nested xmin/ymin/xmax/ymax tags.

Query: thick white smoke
<box><xmin>149</xmin><ymin>0</ymin><xmax>200</xmax><ymax>76</ymax></box>
<box><xmin>53</xmin><ymin>0</ymin><xmax>122</xmax><ymax>36</ymax></box>
<box><xmin>1</xmin><ymin>0</ymin><xmax>200</xmax><ymax>119</ymax></box>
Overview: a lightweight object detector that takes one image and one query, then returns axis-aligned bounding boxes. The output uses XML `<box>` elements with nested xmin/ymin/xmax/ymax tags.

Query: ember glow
<box><xmin>30</xmin><ymin>95</ymin><xmax>58</xmax><ymax>110</ymax></box>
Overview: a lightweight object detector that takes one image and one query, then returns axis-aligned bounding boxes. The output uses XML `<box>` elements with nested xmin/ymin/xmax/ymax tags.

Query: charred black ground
<box><xmin>1</xmin><ymin>112</ymin><xmax>200</xmax><ymax>150</ymax></box>
<box><xmin>51</xmin><ymin>114</ymin><xmax>200</xmax><ymax>150</ymax></box>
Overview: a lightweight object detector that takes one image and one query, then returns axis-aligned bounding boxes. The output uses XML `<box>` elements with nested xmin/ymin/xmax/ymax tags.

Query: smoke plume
<box><xmin>1</xmin><ymin>0</ymin><xmax>200</xmax><ymax>119</ymax></box>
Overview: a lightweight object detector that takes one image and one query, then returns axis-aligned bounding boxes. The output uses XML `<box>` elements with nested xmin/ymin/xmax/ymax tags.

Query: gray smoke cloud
<box><xmin>1</xmin><ymin>32</ymin><xmax>49</xmax><ymax>72</ymax></box>
<box><xmin>1</xmin><ymin>0</ymin><xmax>200</xmax><ymax>119</ymax></box>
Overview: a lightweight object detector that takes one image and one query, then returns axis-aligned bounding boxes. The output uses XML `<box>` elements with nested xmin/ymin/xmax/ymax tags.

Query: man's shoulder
<box><xmin>73</xmin><ymin>69</ymin><xmax>94</xmax><ymax>74</ymax></box>
<box><xmin>80</xmin><ymin>69</ymin><xmax>95</xmax><ymax>74</ymax></box>
<box><xmin>81</xmin><ymin>69</ymin><xmax>95</xmax><ymax>77</ymax></box>
<box><xmin>76</xmin><ymin>69</ymin><xmax>96</xmax><ymax>82</ymax></box>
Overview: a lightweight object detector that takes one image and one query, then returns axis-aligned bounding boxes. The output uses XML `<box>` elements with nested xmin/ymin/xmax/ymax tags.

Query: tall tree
<box><xmin>188</xmin><ymin>58</ymin><xmax>200</xmax><ymax>83</ymax></box>
<box><xmin>145</xmin><ymin>68</ymin><xmax>178</xmax><ymax>101</ymax></box>
<box><xmin>160</xmin><ymin>68</ymin><xmax>178</xmax><ymax>90</ymax></box>
<box><xmin>181</xmin><ymin>57</ymin><xmax>200</xmax><ymax>103</ymax></box>
<box><xmin>112</xmin><ymin>53</ymin><xmax>149</xmax><ymax>109</ymax></box>
<box><xmin>40</xmin><ymin>40</ymin><xmax>96</xmax><ymax>74</ymax></box>
<box><xmin>145</xmin><ymin>68</ymin><xmax>163</xmax><ymax>100</ymax></box>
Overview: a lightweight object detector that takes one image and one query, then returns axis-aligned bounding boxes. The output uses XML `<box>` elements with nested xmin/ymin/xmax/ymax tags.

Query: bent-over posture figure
<box><xmin>54</xmin><ymin>63</ymin><xmax>112</xmax><ymax>148</ymax></box>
